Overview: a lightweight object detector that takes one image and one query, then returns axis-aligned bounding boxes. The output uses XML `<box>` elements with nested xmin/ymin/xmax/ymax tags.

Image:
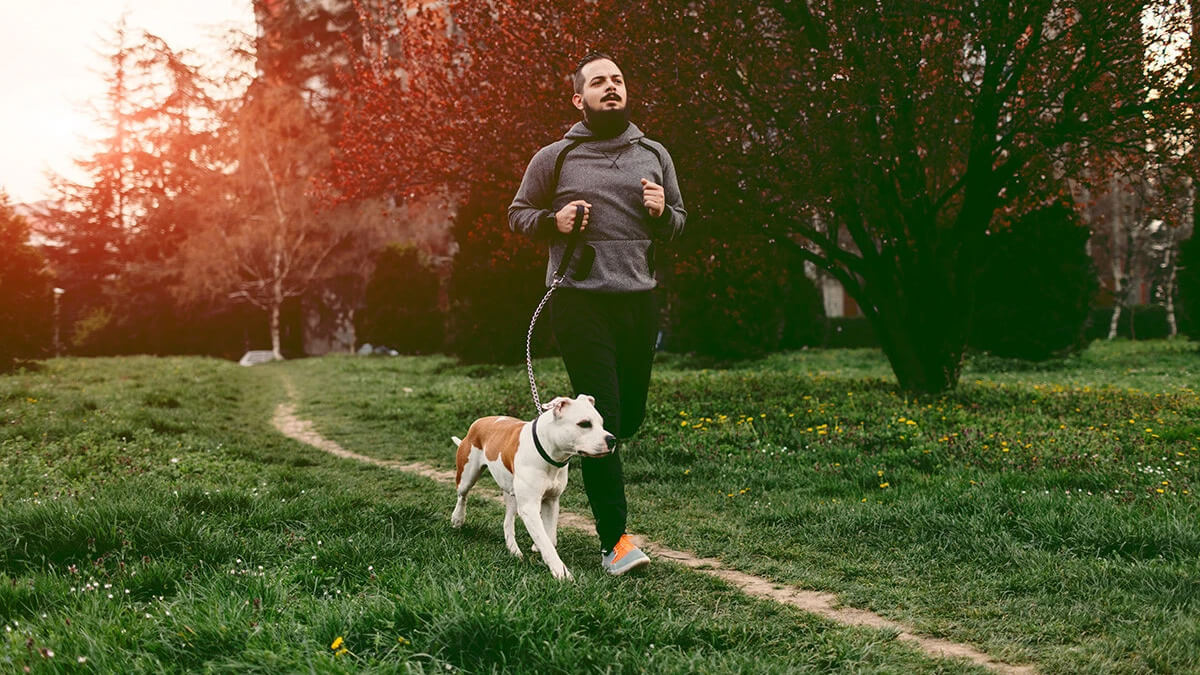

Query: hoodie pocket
<box><xmin>570</xmin><ymin>244</ymin><xmax>596</xmax><ymax>281</ymax></box>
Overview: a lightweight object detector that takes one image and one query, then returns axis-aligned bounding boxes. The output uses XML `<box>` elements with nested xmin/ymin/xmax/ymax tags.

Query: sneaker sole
<box><xmin>606</xmin><ymin>556</ymin><xmax>650</xmax><ymax>576</ymax></box>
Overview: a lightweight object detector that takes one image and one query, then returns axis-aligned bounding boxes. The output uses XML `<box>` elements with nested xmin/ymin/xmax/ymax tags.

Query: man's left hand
<box><xmin>641</xmin><ymin>178</ymin><xmax>665</xmax><ymax>218</ymax></box>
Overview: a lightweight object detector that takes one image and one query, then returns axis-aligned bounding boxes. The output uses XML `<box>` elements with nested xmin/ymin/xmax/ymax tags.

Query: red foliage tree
<box><xmin>332</xmin><ymin>0</ymin><xmax>1198</xmax><ymax>392</ymax></box>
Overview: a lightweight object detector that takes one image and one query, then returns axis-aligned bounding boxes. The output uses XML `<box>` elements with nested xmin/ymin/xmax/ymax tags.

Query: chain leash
<box><xmin>525</xmin><ymin>204</ymin><xmax>584</xmax><ymax>416</ymax></box>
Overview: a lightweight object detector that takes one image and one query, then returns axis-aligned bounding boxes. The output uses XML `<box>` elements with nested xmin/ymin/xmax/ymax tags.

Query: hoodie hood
<box><xmin>564</xmin><ymin>121</ymin><xmax>646</xmax><ymax>150</ymax></box>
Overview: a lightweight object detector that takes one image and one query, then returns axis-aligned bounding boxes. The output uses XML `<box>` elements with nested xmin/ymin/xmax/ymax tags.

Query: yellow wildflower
<box><xmin>331</xmin><ymin>637</ymin><xmax>344</xmax><ymax>650</ymax></box>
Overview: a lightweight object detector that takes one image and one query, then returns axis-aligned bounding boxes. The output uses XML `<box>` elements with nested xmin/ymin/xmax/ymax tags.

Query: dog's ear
<box><xmin>542</xmin><ymin>396</ymin><xmax>571</xmax><ymax>417</ymax></box>
<box><xmin>580</xmin><ymin>394</ymin><xmax>596</xmax><ymax>407</ymax></box>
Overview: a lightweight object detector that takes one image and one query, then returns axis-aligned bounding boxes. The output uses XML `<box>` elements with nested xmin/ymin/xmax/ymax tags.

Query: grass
<box><xmin>1</xmin><ymin>356</ymin><xmax>974</xmax><ymax>673</ymax></box>
<box><xmin>283</xmin><ymin>339</ymin><xmax>1200</xmax><ymax>674</ymax></box>
<box><xmin>1</xmin><ymin>340</ymin><xmax>1196</xmax><ymax>672</ymax></box>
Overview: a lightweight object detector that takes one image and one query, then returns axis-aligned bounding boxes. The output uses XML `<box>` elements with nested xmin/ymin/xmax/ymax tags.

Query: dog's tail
<box><xmin>452</xmin><ymin>435</ymin><xmax>469</xmax><ymax>486</ymax></box>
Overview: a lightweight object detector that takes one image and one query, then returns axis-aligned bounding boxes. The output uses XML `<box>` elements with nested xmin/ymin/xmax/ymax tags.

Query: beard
<box><xmin>582</xmin><ymin>100</ymin><xmax>630</xmax><ymax>139</ymax></box>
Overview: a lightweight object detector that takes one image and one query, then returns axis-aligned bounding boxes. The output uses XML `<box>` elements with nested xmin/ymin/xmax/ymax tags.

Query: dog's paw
<box><xmin>550</xmin><ymin>563</ymin><xmax>573</xmax><ymax>581</ymax></box>
<box><xmin>507</xmin><ymin>545</ymin><xmax>523</xmax><ymax>558</ymax></box>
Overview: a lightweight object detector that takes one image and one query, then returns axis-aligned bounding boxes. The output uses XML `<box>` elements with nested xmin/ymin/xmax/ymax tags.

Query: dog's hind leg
<box><xmin>502</xmin><ymin>492</ymin><xmax>523</xmax><ymax>558</ymax></box>
<box><xmin>451</xmin><ymin>439</ymin><xmax>485</xmax><ymax>528</ymax></box>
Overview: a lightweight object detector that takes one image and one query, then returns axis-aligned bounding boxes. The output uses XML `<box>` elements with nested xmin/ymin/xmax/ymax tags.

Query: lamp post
<box><xmin>53</xmin><ymin>287</ymin><xmax>64</xmax><ymax>357</ymax></box>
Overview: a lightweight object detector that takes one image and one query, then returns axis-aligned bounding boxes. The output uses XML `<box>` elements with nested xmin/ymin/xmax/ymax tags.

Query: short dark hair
<box><xmin>573</xmin><ymin>52</ymin><xmax>621</xmax><ymax>94</ymax></box>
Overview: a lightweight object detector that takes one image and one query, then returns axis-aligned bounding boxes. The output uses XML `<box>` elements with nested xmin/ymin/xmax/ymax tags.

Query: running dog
<box><xmin>450</xmin><ymin>395</ymin><xmax>615</xmax><ymax>580</ymax></box>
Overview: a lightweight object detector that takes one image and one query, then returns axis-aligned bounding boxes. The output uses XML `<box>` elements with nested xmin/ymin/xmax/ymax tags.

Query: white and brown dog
<box><xmin>450</xmin><ymin>395</ymin><xmax>615</xmax><ymax>580</ymax></box>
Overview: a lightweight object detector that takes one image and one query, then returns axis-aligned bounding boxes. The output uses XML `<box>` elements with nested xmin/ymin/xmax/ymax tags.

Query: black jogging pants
<box><xmin>550</xmin><ymin>288</ymin><xmax>656</xmax><ymax>552</ymax></box>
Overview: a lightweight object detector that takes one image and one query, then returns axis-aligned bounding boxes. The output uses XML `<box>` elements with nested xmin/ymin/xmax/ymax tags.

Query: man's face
<box><xmin>573</xmin><ymin>59</ymin><xmax>627</xmax><ymax>117</ymax></box>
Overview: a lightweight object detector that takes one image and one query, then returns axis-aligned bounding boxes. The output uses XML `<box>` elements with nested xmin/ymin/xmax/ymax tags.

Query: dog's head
<box><xmin>541</xmin><ymin>395</ymin><xmax>616</xmax><ymax>458</ymax></box>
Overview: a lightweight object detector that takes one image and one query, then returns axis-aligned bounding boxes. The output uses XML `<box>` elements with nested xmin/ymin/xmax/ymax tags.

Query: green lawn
<box><xmin>2</xmin><ymin>340</ymin><xmax>1198</xmax><ymax>673</ymax></box>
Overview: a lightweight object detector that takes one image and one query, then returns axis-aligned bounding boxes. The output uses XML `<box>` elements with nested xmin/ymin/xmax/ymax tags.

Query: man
<box><xmin>508</xmin><ymin>52</ymin><xmax>686</xmax><ymax>575</ymax></box>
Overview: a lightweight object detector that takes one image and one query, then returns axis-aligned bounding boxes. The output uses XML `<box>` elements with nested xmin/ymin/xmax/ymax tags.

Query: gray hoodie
<box><xmin>508</xmin><ymin>122</ymin><xmax>686</xmax><ymax>292</ymax></box>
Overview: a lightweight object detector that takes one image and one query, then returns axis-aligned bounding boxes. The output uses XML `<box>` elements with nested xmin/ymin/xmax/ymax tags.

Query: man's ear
<box><xmin>572</xmin><ymin>93</ymin><xmax>584</xmax><ymax>111</ymax></box>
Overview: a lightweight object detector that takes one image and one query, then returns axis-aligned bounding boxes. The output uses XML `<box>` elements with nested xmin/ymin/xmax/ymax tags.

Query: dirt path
<box><xmin>272</xmin><ymin>400</ymin><xmax>1035</xmax><ymax>675</ymax></box>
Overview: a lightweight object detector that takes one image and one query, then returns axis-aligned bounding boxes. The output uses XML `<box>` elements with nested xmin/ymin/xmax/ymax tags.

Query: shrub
<box><xmin>969</xmin><ymin>203</ymin><xmax>1098</xmax><ymax>361</ymax></box>
<box><xmin>780</xmin><ymin>267</ymin><xmax>826</xmax><ymax>349</ymax></box>
<box><xmin>446</xmin><ymin>186</ymin><xmax>551</xmax><ymax>363</ymax></box>
<box><xmin>356</xmin><ymin>244</ymin><xmax>444</xmax><ymax>353</ymax></box>
<box><xmin>666</xmin><ymin>237</ymin><xmax>815</xmax><ymax>359</ymax></box>
<box><xmin>1085</xmin><ymin>305</ymin><xmax>1171</xmax><ymax>341</ymax></box>
<box><xmin>821</xmin><ymin>317</ymin><xmax>880</xmax><ymax>349</ymax></box>
<box><xmin>1177</xmin><ymin>230</ymin><xmax>1200</xmax><ymax>340</ymax></box>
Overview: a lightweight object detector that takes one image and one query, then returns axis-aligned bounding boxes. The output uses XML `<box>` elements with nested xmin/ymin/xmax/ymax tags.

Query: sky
<box><xmin>0</xmin><ymin>1</ymin><xmax>257</xmax><ymax>205</ymax></box>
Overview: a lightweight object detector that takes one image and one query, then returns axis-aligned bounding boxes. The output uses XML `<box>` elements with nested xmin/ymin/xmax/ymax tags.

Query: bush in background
<box><xmin>1084</xmin><ymin>305</ymin><xmax>1172</xmax><ymax>342</ymax></box>
<box><xmin>446</xmin><ymin>187</ymin><xmax>551</xmax><ymax>363</ymax></box>
<box><xmin>666</xmin><ymin>237</ymin><xmax>818</xmax><ymax>359</ymax></box>
<box><xmin>1177</xmin><ymin>230</ymin><xmax>1200</xmax><ymax>340</ymax></box>
<box><xmin>356</xmin><ymin>244</ymin><xmax>444</xmax><ymax>353</ymax></box>
<box><xmin>969</xmin><ymin>203</ymin><xmax>1098</xmax><ymax>361</ymax></box>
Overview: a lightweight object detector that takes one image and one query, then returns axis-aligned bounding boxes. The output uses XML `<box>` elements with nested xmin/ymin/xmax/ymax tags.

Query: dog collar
<box><xmin>531</xmin><ymin>416</ymin><xmax>569</xmax><ymax>468</ymax></box>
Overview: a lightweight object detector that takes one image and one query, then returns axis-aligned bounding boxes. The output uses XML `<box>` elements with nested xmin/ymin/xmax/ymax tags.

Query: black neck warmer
<box><xmin>583</xmin><ymin>108</ymin><xmax>631</xmax><ymax>140</ymax></box>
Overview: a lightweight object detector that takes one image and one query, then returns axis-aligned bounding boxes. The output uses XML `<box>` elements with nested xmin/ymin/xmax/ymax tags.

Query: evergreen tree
<box><xmin>0</xmin><ymin>192</ymin><xmax>53</xmax><ymax>370</ymax></box>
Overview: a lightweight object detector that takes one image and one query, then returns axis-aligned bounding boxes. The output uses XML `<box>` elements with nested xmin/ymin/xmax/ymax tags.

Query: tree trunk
<box><xmin>271</xmin><ymin>263</ymin><xmax>284</xmax><ymax>361</ymax></box>
<box><xmin>865</xmin><ymin>272</ymin><xmax>970</xmax><ymax>395</ymax></box>
<box><xmin>1107</xmin><ymin>302</ymin><xmax>1122</xmax><ymax>340</ymax></box>
<box><xmin>270</xmin><ymin>299</ymin><xmax>283</xmax><ymax>361</ymax></box>
<box><xmin>1107</xmin><ymin>190</ymin><xmax>1125</xmax><ymax>340</ymax></box>
<box><xmin>1164</xmin><ymin>247</ymin><xmax>1178</xmax><ymax>338</ymax></box>
<box><xmin>877</xmin><ymin>326</ymin><xmax>967</xmax><ymax>394</ymax></box>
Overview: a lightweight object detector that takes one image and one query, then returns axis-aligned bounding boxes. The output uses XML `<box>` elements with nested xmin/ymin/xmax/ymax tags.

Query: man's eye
<box><xmin>578</xmin><ymin>421</ymin><xmax>592</xmax><ymax>429</ymax></box>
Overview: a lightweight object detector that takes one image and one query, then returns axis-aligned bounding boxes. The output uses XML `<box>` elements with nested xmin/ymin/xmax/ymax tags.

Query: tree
<box><xmin>176</xmin><ymin>83</ymin><xmax>362</xmax><ymax>360</ymax></box>
<box><xmin>332</xmin><ymin>1</ymin><xmax>1198</xmax><ymax>393</ymax></box>
<box><xmin>39</xmin><ymin>23</ymin><xmax>224</xmax><ymax>355</ymax></box>
<box><xmin>0</xmin><ymin>192</ymin><xmax>53</xmax><ymax>371</ymax></box>
<box><xmin>1080</xmin><ymin>168</ymin><xmax>1191</xmax><ymax>340</ymax></box>
<box><xmin>38</xmin><ymin>21</ymin><xmax>144</xmax><ymax>352</ymax></box>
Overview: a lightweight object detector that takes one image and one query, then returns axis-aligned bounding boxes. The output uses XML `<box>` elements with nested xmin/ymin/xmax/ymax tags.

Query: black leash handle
<box><xmin>552</xmin><ymin>204</ymin><xmax>585</xmax><ymax>283</ymax></box>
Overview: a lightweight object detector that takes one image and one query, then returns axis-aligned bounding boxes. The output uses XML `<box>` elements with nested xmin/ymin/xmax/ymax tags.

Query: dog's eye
<box><xmin>577</xmin><ymin>420</ymin><xmax>592</xmax><ymax>429</ymax></box>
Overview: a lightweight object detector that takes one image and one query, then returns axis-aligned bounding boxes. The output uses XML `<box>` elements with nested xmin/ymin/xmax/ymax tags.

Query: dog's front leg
<box><xmin>541</xmin><ymin>498</ymin><xmax>560</xmax><ymax>550</ymax></box>
<box><xmin>502</xmin><ymin>492</ymin><xmax>522</xmax><ymax>558</ymax></box>
<box><xmin>516</xmin><ymin>499</ymin><xmax>572</xmax><ymax>580</ymax></box>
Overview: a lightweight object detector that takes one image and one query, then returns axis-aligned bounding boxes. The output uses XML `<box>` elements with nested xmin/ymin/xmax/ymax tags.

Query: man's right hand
<box><xmin>555</xmin><ymin>200</ymin><xmax>591</xmax><ymax>234</ymax></box>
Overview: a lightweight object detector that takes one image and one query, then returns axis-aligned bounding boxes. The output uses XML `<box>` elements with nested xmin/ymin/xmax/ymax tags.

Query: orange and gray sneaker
<box><xmin>601</xmin><ymin>533</ymin><xmax>650</xmax><ymax>575</ymax></box>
